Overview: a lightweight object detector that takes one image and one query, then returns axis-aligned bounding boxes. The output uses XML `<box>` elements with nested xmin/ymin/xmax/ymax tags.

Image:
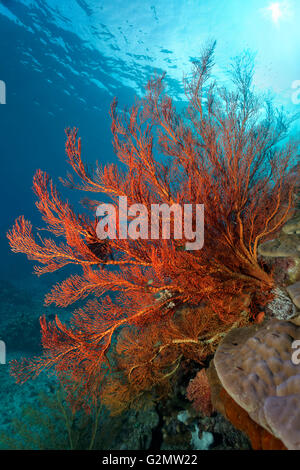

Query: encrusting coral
<box><xmin>212</xmin><ymin>319</ymin><xmax>300</xmax><ymax>450</ymax></box>
<box><xmin>7</xmin><ymin>42</ymin><xmax>299</xmax><ymax>415</ymax></box>
<box><xmin>217</xmin><ymin>387</ymin><xmax>287</xmax><ymax>450</ymax></box>
<box><xmin>282</xmin><ymin>209</ymin><xmax>300</xmax><ymax>235</ymax></box>
<box><xmin>258</xmin><ymin>206</ymin><xmax>300</xmax><ymax>313</ymax></box>
<box><xmin>287</xmin><ymin>281</ymin><xmax>300</xmax><ymax>309</ymax></box>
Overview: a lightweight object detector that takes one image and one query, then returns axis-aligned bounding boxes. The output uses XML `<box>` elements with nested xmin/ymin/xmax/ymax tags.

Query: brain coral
<box><xmin>213</xmin><ymin>319</ymin><xmax>300</xmax><ymax>450</ymax></box>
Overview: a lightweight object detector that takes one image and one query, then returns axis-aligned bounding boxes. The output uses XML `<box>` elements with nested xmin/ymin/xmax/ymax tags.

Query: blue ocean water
<box><xmin>0</xmin><ymin>0</ymin><xmax>299</xmax><ymax>451</ymax></box>
<box><xmin>1</xmin><ymin>0</ymin><xmax>299</xmax><ymax>280</ymax></box>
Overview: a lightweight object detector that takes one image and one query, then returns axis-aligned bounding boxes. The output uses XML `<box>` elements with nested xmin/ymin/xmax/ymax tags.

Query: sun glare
<box><xmin>268</xmin><ymin>2</ymin><xmax>283</xmax><ymax>23</ymax></box>
<box><xmin>263</xmin><ymin>1</ymin><xmax>293</xmax><ymax>24</ymax></box>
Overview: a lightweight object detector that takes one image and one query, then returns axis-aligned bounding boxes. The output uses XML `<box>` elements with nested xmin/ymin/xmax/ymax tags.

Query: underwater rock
<box><xmin>286</xmin><ymin>281</ymin><xmax>300</xmax><ymax>309</ymax></box>
<box><xmin>118</xmin><ymin>408</ymin><xmax>159</xmax><ymax>450</ymax></box>
<box><xmin>213</xmin><ymin>319</ymin><xmax>300</xmax><ymax>450</ymax></box>
<box><xmin>258</xmin><ymin>232</ymin><xmax>300</xmax><ymax>258</ymax></box>
<box><xmin>156</xmin><ymin>362</ymin><xmax>251</xmax><ymax>451</ymax></box>
<box><xmin>190</xmin><ymin>428</ymin><xmax>213</xmax><ymax>450</ymax></box>
<box><xmin>282</xmin><ymin>212</ymin><xmax>300</xmax><ymax>235</ymax></box>
<box><xmin>158</xmin><ymin>364</ymin><xmax>251</xmax><ymax>451</ymax></box>
<box><xmin>258</xmin><ymin>210</ymin><xmax>300</xmax><ymax>312</ymax></box>
<box><xmin>161</xmin><ymin>405</ymin><xmax>250</xmax><ymax>450</ymax></box>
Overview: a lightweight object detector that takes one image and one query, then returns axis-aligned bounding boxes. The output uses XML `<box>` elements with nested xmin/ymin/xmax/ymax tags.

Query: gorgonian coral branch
<box><xmin>7</xmin><ymin>43</ymin><xmax>299</xmax><ymax>410</ymax></box>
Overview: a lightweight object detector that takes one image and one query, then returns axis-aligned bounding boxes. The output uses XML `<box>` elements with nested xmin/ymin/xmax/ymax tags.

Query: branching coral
<box><xmin>7</xmin><ymin>43</ymin><xmax>298</xmax><ymax>412</ymax></box>
<box><xmin>101</xmin><ymin>303</ymin><xmax>236</xmax><ymax>415</ymax></box>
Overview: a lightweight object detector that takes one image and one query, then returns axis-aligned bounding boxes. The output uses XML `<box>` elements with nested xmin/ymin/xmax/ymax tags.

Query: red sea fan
<box><xmin>186</xmin><ymin>369</ymin><xmax>213</xmax><ymax>416</ymax></box>
<box><xmin>7</xmin><ymin>42</ymin><xmax>299</xmax><ymax>410</ymax></box>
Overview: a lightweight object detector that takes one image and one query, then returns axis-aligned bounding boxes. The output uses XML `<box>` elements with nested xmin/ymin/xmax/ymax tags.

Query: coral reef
<box><xmin>212</xmin><ymin>319</ymin><xmax>300</xmax><ymax>449</ymax></box>
<box><xmin>153</xmin><ymin>364</ymin><xmax>251</xmax><ymax>450</ymax></box>
<box><xmin>282</xmin><ymin>211</ymin><xmax>300</xmax><ymax>235</ymax></box>
<box><xmin>0</xmin><ymin>348</ymin><xmax>248</xmax><ymax>451</ymax></box>
<box><xmin>0</xmin><ymin>373</ymin><xmax>159</xmax><ymax>450</ymax></box>
<box><xmin>100</xmin><ymin>303</ymin><xmax>239</xmax><ymax>416</ymax></box>
<box><xmin>0</xmin><ymin>386</ymin><xmax>103</xmax><ymax>450</ymax></box>
<box><xmin>258</xmin><ymin>232</ymin><xmax>300</xmax><ymax>258</ymax></box>
<box><xmin>7</xmin><ymin>43</ymin><xmax>298</xmax><ymax>418</ymax></box>
<box><xmin>218</xmin><ymin>388</ymin><xmax>287</xmax><ymax>450</ymax></box>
